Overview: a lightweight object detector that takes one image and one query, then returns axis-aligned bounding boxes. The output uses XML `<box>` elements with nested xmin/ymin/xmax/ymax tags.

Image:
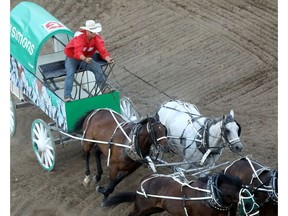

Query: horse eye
<box><xmin>225</xmin><ymin>129</ymin><xmax>230</xmax><ymax>133</ymax></box>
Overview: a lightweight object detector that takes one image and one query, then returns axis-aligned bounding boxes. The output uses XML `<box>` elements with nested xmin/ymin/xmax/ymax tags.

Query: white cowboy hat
<box><xmin>80</xmin><ymin>20</ymin><xmax>102</xmax><ymax>33</ymax></box>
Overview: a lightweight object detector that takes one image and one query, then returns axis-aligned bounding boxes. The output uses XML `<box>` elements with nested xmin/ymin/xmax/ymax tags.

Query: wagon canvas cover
<box><xmin>10</xmin><ymin>1</ymin><xmax>74</xmax><ymax>73</ymax></box>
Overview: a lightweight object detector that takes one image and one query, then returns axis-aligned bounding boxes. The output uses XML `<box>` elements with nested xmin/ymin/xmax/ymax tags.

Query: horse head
<box><xmin>213</xmin><ymin>173</ymin><xmax>242</xmax><ymax>207</ymax></box>
<box><xmin>221</xmin><ymin>110</ymin><xmax>243</xmax><ymax>153</ymax></box>
<box><xmin>211</xmin><ymin>173</ymin><xmax>259</xmax><ymax>215</ymax></box>
<box><xmin>139</xmin><ymin>115</ymin><xmax>170</xmax><ymax>153</ymax></box>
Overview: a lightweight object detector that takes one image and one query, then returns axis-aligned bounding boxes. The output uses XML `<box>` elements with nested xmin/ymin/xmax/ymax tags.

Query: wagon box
<box><xmin>10</xmin><ymin>1</ymin><xmax>121</xmax><ymax>133</ymax></box>
<box><xmin>10</xmin><ymin>1</ymin><xmax>141</xmax><ymax>172</ymax></box>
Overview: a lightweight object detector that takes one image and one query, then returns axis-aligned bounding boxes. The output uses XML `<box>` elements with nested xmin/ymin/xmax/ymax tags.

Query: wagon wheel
<box><xmin>120</xmin><ymin>97</ymin><xmax>141</xmax><ymax>122</ymax></box>
<box><xmin>31</xmin><ymin>119</ymin><xmax>56</xmax><ymax>172</ymax></box>
<box><xmin>10</xmin><ymin>95</ymin><xmax>16</xmax><ymax>137</ymax></box>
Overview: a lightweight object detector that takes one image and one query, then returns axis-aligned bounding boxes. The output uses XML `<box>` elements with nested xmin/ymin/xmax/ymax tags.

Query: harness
<box><xmin>196</xmin><ymin>119</ymin><xmax>224</xmax><ymax>155</ymax></box>
<box><xmin>205</xmin><ymin>174</ymin><xmax>232</xmax><ymax>211</ymax></box>
<box><xmin>161</xmin><ymin>103</ymin><xmax>241</xmax><ymax>166</ymax></box>
<box><xmin>136</xmin><ymin>173</ymin><xmax>241</xmax><ymax>216</ymax></box>
<box><xmin>125</xmin><ymin>123</ymin><xmax>145</xmax><ymax>161</ymax></box>
<box><xmin>225</xmin><ymin>156</ymin><xmax>278</xmax><ymax>206</ymax></box>
<box><xmin>82</xmin><ymin>109</ymin><xmax>167</xmax><ymax>166</ymax></box>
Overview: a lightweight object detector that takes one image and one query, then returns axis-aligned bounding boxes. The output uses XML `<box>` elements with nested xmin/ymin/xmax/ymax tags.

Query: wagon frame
<box><xmin>10</xmin><ymin>1</ymin><xmax>141</xmax><ymax>171</ymax></box>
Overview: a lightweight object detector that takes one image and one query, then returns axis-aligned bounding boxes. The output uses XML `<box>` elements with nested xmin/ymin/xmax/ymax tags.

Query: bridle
<box><xmin>220</xmin><ymin>114</ymin><xmax>241</xmax><ymax>150</ymax></box>
<box><xmin>249</xmin><ymin>166</ymin><xmax>278</xmax><ymax>205</ymax></box>
<box><xmin>125</xmin><ymin>118</ymin><xmax>168</xmax><ymax>162</ymax></box>
<box><xmin>146</xmin><ymin>120</ymin><xmax>168</xmax><ymax>153</ymax></box>
<box><xmin>225</xmin><ymin>157</ymin><xmax>278</xmax><ymax>206</ymax></box>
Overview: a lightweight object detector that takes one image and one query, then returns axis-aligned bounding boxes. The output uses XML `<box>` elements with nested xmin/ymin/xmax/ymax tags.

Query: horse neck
<box><xmin>205</xmin><ymin>118</ymin><xmax>223</xmax><ymax>148</ymax></box>
<box><xmin>226</xmin><ymin>158</ymin><xmax>277</xmax><ymax>203</ymax></box>
<box><xmin>217</xmin><ymin>182</ymin><xmax>239</xmax><ymax>206</ymax></box>
<box><xmin>205</xmin><ymin>174</ymin><xmax>239</xmax><ymax>210</ymax></box>
<box><xmin>242</xmin><ymin>158</ymin><xmax>271</xmax><ymax>186</ymax></box>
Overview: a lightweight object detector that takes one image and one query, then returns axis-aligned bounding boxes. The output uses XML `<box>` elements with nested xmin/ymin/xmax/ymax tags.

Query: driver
<box><xmin>63</xmin><ymin>20</ymin><xmax>114</xmax><ymax>102</ymax></box>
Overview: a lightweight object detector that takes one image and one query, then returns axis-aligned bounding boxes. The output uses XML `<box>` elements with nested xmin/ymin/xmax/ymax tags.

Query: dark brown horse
<box><xmin>74</xmin><ymin>109</ymin><xmax>169</xmax><ymax>201</ymax></box>
<box><xmin>224</xmin><ymin>156</ymin><xmax>278</xmax><ymax>216</ymax></box>
<box><xmin>103</xmin><ymin>172</ymin><xmax>259</xmax><ymax>216</ymax></box>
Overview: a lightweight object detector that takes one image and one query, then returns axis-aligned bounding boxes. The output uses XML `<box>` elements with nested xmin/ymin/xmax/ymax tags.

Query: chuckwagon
<box><xmin>10</xmin><ymin>1</ymin><xmax>141</xmax><ymax>171</ymax></box>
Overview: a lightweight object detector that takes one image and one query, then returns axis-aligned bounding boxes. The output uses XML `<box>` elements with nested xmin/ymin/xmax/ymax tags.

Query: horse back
<box><xmin>83</xmin><ymin>109</ymin><xmax>128</xmax><ymax>146</ymax></box>
<box><xmin>158</xmin><ymin>101</ymin><xmax>201</xmax><ymax>133</ymax></box>
<box><xmin>225</xmin><ymin>158</ymin><xmax>265</xmax><ymax>184</ymax></box>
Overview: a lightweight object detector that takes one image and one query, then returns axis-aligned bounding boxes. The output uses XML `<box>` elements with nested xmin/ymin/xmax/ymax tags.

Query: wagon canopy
<box><xmin>10</xmin><ymin>1</ymin><xmax>74</xmax><ymax>73</ymax></box>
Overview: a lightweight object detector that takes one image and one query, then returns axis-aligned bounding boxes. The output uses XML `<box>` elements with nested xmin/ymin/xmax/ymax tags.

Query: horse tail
<box><xmin>73</xmin><ymin>110</ymin><xmax>94</xmax><ymax>132</ymax></box>
<box><xmin>102</xmin><ymin>192</ymin><xmax>136</xmax><ymax>207</ymax></box>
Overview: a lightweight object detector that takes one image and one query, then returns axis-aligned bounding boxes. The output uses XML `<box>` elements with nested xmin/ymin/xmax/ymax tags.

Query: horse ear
<box><xmin>154</xmin><ymin>113</ymin><xmax>160</xmax><ymax>121</ymax></box>
<box><xmin>230</xmin><ymin>110</ymin><xmax>235</xmax><ymax>118</ymax></box>
<box><xmin>139</xmin><ymin>117</ymin><xmax>148</xmax><ymax>125</ymax></box>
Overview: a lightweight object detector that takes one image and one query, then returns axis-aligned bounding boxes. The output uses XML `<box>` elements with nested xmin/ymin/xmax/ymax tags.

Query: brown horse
<box><xmin>74</xmin><ymin>109</ymin><xmax>170</xmax><ymax>201</ymax></box>
<box><xmin>224</xmin><ymin>156</ymin><xmax>278</xmax><ymax>216</ymax></box>
<box><xmin>103</xmin><ymin>172</ymin><xmax>259</xmax><ymax>216</ymax></box>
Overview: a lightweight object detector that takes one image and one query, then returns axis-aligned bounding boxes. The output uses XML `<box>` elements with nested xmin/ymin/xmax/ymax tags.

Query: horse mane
<box><xmin>198</xmin><ymin>175</ymin><xmax>210</xmax><ymax>183</ymax></box>
<box><xmin>74</xmin><ymin>110</ymin><xmax>94</xmax><ymax>132</ymax></box>
<box><xmin>217</xmin><ymin>173</ymin><xmax>242</xmax><ymax>190</ymax></box>
<box><xmin>138</xmin><ymin>114</ymin><xmax>158</xmax><ymax>125</ymax></box>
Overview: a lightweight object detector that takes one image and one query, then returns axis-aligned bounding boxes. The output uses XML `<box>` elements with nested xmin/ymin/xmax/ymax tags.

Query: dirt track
<box><xmin>10</xmin><ymin>0</ymin><xmax>277</xmax><ymax>215</ymax></box>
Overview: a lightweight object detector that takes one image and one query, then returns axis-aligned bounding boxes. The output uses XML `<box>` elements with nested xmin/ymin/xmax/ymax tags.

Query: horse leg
<box><xmin>83</xmin><ymin>143</ymin><xmax>93</xmax><ymax>187</ymax></box>
<box><xmin>94</xmin><ymin>145</ymin><xmax>103</xmax><ymax>183</ymax></box>
<box><xmin>98</xmin><ymin>168</ymin><xmax>130</xmax><ymax>200</ymax></box>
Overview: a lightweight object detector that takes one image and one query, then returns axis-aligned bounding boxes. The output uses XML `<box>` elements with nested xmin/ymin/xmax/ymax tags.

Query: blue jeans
<box><xmin>64</xmin><ymin>53</ymin><xmax>107</xmax><ymax>98</ymax></box>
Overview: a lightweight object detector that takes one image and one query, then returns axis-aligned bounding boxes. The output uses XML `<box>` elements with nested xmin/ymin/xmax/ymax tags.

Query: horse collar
<box><xmin>125</xmin><ymin>124</ymin><xmax>144</xmax><ymax>162</ymax></box>
<box><xmin>206</xmin><ymin>175</ymin><xmax>231</xmax><ymax>211</ymax></box>
<box><xmin>267</xmin><ymin>170</ymin><xmax>278</xmax><ymax>203</ymax></box>
<box><xmin>196</xmin><ymin>119</ymin><xmax>223</xmax><ymax>156</ymax></box>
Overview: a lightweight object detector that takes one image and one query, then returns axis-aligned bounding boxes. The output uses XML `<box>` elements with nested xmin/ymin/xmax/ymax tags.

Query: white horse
<box><xmin>157</xmin><ymin>100</ymin><xmax>243</xmax><ymax>170</ymax></box>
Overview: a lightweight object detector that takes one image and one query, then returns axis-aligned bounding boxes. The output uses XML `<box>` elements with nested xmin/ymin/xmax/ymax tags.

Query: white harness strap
<box><xmin>82</xmin><ymin>110</ymin><xmax>99</xmax><ymax>144</ymax></box>
<box><xmin>200</xmin><ymin>149</ymin><xmax>212</xmax><ymax>166</ymax></box>
<box><xmin>109</xmin><ymin>109</ymin><xmax>131</xmax><ymax>143</ymax></box>
<box><xmin>245</xmin><ymin>156</ymin><xmax>266</xmax><ymax>185</ymax></box>
<box><xmin>81</xmin><ymin>109</ymin><xmax>133</xmax><ymax>166</ymax></box>
<box><xmin>138</xmin><ymin>173</ymin><xmax>211</xmax><ymax>198</ymax></box>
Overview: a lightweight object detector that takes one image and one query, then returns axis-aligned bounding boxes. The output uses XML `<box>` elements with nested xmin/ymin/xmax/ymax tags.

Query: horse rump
<box><xmin>73</xmin><ymin>110</ymin><xmax>94</xmax><ymax>132</ymax></box>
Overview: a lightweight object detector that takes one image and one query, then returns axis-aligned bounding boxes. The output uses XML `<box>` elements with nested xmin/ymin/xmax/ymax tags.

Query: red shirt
<box><xmin>64</xmin><ymin>30</ymin><xmax>110</xmax><ymax>60</ymax></box>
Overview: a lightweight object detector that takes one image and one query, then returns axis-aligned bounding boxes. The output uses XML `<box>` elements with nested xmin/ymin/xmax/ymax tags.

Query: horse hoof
<box><xmin>101</xmin><ymin>198</ymin><xmax>108</xmax><ymax>207</ymax></box>
<box><xmin>101</xmin><ymin>202</ymin><xmax>106</xmax><ymax>208</ymax></box>
<box><xmin>83</xmin><ymin>176</ymin><xmax>91</xmax><ymax>188</ymax></box>
<box><xmin>97</xmin><ymin>186</ymin><xmax>105</xmax><ymax>194</ymax></box>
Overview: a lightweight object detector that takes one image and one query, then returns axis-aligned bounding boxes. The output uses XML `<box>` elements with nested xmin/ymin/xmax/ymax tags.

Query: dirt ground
<box><xmin>10</xmin><ymin>0</ymin><xmax>278</xmax><ymax>215</ymax></box>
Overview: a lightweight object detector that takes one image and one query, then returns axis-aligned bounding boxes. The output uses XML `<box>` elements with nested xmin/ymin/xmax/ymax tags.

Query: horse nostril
<box><xmin>235</xmin><ymin>145</ymin><xmax>242</xmax><ymax>152</ymax></box>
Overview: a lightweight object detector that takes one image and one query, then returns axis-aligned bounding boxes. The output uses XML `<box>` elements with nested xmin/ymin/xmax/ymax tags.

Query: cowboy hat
<box><xmin>80</xmin><ymin>20</ymin><xmax>102</xmax><ymax>33</ymax></box>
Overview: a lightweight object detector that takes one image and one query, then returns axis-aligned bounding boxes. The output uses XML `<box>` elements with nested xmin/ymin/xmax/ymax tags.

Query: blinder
<box><xmin>236</xmin><ymin>122</ymin><xmax>241</xmax><ymax>136</ymax></box>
